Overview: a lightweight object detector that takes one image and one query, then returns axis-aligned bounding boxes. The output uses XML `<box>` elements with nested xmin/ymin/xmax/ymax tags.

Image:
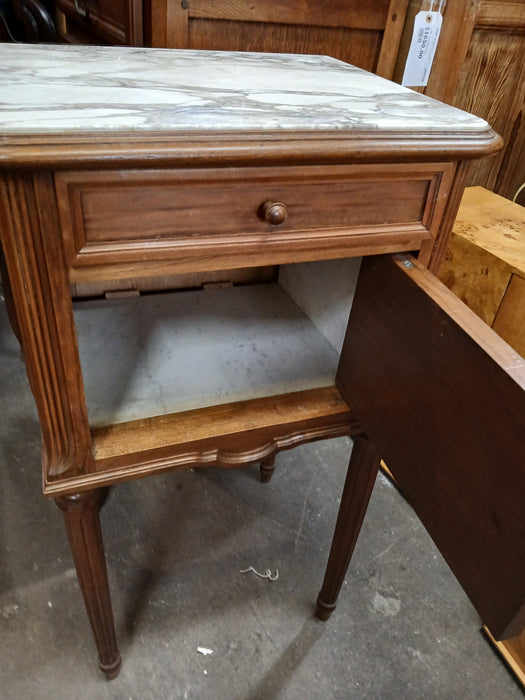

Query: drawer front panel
<box><xmin>55</xmin><ymin>164</ymin><xmax>453</xmax><ymax>276</ymax></box>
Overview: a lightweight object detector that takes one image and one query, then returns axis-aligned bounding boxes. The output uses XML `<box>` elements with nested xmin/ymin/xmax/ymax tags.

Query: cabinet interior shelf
<box><xmin>72</xmin><ymin>281</ymin><xmax>356</xmax><ymax>477</ymax></box>
<box><xmin>75</xmin><ymin>282</ymin><xmax>340</xmax><ymax>427</ymax></box>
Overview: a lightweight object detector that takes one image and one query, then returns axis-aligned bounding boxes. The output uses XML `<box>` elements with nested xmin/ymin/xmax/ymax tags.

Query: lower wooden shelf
<box><xmin>49</xmin><ymin>277</ymin><xmax>359</xmax><ymax>495</ymax></box>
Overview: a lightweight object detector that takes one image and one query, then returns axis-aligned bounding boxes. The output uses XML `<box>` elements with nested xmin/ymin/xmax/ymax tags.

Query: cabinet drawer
<box><xmin>56</xmin><ymin>164</ymin><xmax>453</xmax><ymax>278</ymax></box>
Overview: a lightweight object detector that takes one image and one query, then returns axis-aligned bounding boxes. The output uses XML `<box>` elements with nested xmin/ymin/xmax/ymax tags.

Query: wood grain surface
<box><xmin>336</xmin><ymin>253</ymin><xmax>525</xmax><ymax>640</ymax></box>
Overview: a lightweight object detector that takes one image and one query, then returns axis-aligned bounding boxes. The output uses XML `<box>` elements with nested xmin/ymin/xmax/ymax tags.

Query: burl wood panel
<box><xmin>438</xmin><ymin>187</ymin><xmax>525</xmax><ymax>356</ymax></box>
<box><xmin>439</xmin><ymin>233</ymin><xmax>512</xmax><ymax>326</ymax></box>
<box><xmin>444</xmin><ymin>187</ymin><xmax>525</xmax><ymax>276</ymax></box>
<box><xmin>492</xmin><ymin>275</ymin><xmax>525</xmax><ymax>359</ymax></box>
<box><xmin>336</xmin><ymin>254</ymin><xmax>525</xmax><ymax>640</ymax></box>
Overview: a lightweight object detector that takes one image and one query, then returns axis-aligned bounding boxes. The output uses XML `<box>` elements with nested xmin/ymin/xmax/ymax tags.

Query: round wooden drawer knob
<box><xmin>262</xmin><ymin>201</ymin><xmax>288</xmax><ymax>226</ymax></box>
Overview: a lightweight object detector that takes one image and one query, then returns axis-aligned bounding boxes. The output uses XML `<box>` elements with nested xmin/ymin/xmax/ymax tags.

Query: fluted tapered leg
<box><xmin>56</xmin><ymin>489</ymin><xmax>121</xmax><ymax>679</ymax></box>
<box><xmin>316</xmin><ymin>434</ymin><xmax>380</xmax><ymax>621</ymax></box>
<box><xmin>260</xmin><ymin>455</ymin><xmax>276</xmax><ymax>483</ymax></box>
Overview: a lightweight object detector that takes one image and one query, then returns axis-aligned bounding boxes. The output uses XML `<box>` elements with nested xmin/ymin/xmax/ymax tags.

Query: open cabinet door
<box><xmin>330</xmin><ymin>254</ymin><xmax>525</xmax><ymax>641</ymax></box>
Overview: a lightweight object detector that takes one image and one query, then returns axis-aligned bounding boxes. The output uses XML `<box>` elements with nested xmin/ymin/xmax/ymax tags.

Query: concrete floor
<box><xmin>0</xmin><ymin>297</ymin><xmax>522</xmax><ymax>699</ymax></box>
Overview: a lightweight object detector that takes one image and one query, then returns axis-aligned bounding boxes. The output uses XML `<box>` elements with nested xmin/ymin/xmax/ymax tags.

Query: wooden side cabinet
<box><xmin>438</xmin><ymin>187</ymin><xmax>525</xmax><ymax>358</ymax></box>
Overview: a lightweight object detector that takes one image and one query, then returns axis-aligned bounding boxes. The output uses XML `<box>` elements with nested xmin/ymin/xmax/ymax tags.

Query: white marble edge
<box><xmin>0</xmin><ymin>43</ymin><xmax>491</xmax><ymax>136</ymax></box>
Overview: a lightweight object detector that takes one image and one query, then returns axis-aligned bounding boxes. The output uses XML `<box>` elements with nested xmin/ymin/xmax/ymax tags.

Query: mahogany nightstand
<box><xmin>0</xmin><ymin>44</ymin><xmax>502</xmax><ymax>677</ymax></box>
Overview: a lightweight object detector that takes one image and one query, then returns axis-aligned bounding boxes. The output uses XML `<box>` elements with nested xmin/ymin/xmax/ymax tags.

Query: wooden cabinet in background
<box><xmin>446</xmin><ymin>1</ymin><xmax>525</xmax><ymax>205</ymax></box>
<box><xmin>148</xmin><ymin>0</ymin><xmax>410</xmax><ymax>79</ymax></box>
<box><xmin>394</xmin><ymin>0</ymin><xmax>525</xmax><ymax>205</ymax></box>
<box><xmin>56</xmin><ymin>0</ymin><xmax>142</xmax><ymax>45</ymax></box>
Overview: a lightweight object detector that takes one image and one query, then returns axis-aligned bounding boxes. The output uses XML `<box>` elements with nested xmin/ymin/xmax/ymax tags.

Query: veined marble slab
<box><xmin>0</xmin><ymin>43</ymin><xmax>489</xmax><ymax>135</ymax></box>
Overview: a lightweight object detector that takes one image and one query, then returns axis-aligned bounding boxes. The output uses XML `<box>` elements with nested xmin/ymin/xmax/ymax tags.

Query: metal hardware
<box><xmin>262</xmin><ymin>201</ymin><xmax>288</xmax><ymax>226</ymax></box>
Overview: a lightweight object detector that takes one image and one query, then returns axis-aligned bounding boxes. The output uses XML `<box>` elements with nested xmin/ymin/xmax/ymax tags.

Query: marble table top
<box><xmin>0</xmin><ymin>43</ymin><xmax>489</xmax><ymax>135</ymax></box>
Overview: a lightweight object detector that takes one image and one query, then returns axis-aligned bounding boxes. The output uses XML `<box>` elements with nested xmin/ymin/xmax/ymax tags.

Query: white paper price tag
<box><xmin>402</xmin><ymin>11</ymin><xmax>443</xmax><ymax>87</ymax></box>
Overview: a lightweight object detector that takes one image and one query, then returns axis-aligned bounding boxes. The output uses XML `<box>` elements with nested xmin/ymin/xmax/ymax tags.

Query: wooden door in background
<box><xmin>394</xmin><ymin>0</ymin><xmax>525</xmax><ymax>204</ymax></box>
<box><xmin>148</xmin><ymin>0</ymin><xmax>410</xmax><ymax>79</ymax></box>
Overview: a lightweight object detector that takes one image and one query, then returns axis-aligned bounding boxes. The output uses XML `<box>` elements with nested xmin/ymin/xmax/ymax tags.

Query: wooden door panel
<box><xmin>150</xmin><ymin>0</ymin><xmax>409</xmax><ymax>78</ymax></box>
<box><xmin>188</xmin><ymin>21</ymin><xmax>382</xmax><ymax>71</ymax></box>
<box><xmin>336</xmin><ymin>253</ymin><xmax>525</xmax><ymax>640</ymax></box>
<box><xmin>185</xmin><ymin>0</ymin><xmax>392</xmax><ymax>29</ymax></box>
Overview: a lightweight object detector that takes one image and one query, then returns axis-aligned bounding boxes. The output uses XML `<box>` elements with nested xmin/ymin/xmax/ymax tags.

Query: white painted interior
<box><xmin>278</xmin><ymin>258</ymin><xmax>361</xmax><ymax>353</ymax></box>
<box><xmin>74</xmin><ymin>282</ymin><xmax>340</xmax><ymax>427</ymax></box>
